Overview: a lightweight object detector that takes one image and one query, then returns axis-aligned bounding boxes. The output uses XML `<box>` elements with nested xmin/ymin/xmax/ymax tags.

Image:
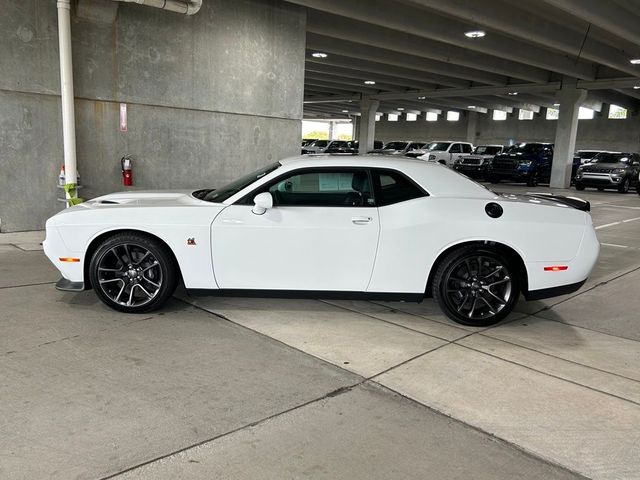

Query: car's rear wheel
<box><xmin>618</xmin><ymin>177</ymin><xmax>630</xmax><ymax>193</ymax></box>
<box><xmin>89</xmin><ymin>233</ymin><xmax>178</xmax><ymax>313</ymax></box>
<box><xmin>487</xmin><ymin>175</ymin><xmax>500</xmax><ymax>184</ymax></box>
<box><xmin>432</xmin><ymin>246</ymin><xmax>519</xmax><ymax>326</ymax></box>
<box><xmin>575</xmin><ymin>182</ymin><xmax>585</xmax><ymax>191</ymax></box>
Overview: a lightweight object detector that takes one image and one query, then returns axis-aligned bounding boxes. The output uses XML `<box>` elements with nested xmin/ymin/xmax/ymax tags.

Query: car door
<box><xmin>211</xmin><ymin>168</ymin><xmax>380</xmax><ymax>291</ymax></box>
<box><xmin>448</xmin><ymin>143</ymin><xmax>462</xmax><ymax>166</ymax></box>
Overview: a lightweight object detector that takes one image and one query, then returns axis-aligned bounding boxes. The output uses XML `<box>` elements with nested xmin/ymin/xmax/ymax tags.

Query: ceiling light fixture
<box><xmin>364</xmin><ymin>80</ymin><xmax>376</xmax><ymax>85</ymax></box>
<box><xmin>417</xmin><ymin>96</ymin><xmax>426</xmax><ymax>100</ymax></box>
<box><xmin>508</xmin><ymin>92</ymin><xmax>518</xmax><ymax>96</ymax></box>
<box><xmin>553</xmin><ymin>103</ymin><xmax>560</xmax><ymax>106</ymax></box>
<box><xmin>397</xmin><ymin>107</ymin><xmax>405</xmax><ymax>111</ymax></box>
<box><xmin>341</xmin><ymin>109</ymin><xmax>349</xmax><ymax>113</ymax></box>
<box><xmin>634</xmin><ymin>86</ymin><xmax>640</xmax><ymax>90</ymax></box>
<box><xmin>464</xmin><ymin>30</ymin><xmax>486</xmax><ymax>38</ymax></box>
<box><xmin>467</xmin><ymin>105</ymin><xmax>476</xmax><ymax>109</ymax></box>
<box><xmin>311</xmin><ymin>52</ymin><xmax>328</xmax><ymax>58</ymax></box>
<box><xmin>630</xmin><ymin>58</ymin><xmax>640</xmax><ymax>64</ymax></box>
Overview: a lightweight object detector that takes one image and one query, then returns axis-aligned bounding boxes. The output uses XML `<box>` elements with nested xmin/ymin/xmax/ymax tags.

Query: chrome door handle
<box><xmin>352</xmin><ymin>216</ymin><xmax>372</xmax><ymax>225</ymax></box>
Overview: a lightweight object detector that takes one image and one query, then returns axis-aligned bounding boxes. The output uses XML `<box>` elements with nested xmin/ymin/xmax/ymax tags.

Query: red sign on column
<box><xmin>119</xmin><ymin>103</ymin><xmax>127</xmax><ymax>132</ymax></box>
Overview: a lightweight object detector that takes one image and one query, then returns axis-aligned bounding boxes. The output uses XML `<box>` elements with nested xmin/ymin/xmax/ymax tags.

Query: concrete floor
<box><xmin>1</xmin><ymin>185</ymin><xmax>640</xmax><ymax>480</ymax></box>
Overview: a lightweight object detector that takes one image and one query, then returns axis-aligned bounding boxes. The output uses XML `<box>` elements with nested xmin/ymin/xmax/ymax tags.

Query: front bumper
<box><xmin>576</xmin><ymin>173</ymin><xmax>625</xmax><ymax>187</ymax></box>
<box><xmin>453</xmin><ymin>164</ymin><xmax>488</xmax><ymax>177</ymax></box>
<box><xmin>55</xmin><ymin>278</ymin><xmax>85</xmax><ymax>292</ymax></box>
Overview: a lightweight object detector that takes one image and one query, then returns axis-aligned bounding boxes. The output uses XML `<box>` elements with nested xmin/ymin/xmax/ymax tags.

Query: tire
<box><xmin>618</xmin><ymin>177</ymin><xmax>630</xmax><ymax>193</ymax></box>
<box><xmin>89</xmin><ymin>232</ymin><xmax>178</xmax><ymax>313</ymax></box>
<box><xmin>487</xmin><ymin>175</ymin><xmax>500</xmax><ymax>184</ymax></box>
<box><xmin>575</xmin><ymin>182</ymin><xmax>585</xmax><ymax>191</ymax></box>
<box><xmin>526</xmin><ymin>171</ymin><xmax>539</xmax><ymax>187</ymax></box>
<box><xmin>432</xmin><ymin>245</ymin><xmax>520</xmax><ymax>326</ymax></box>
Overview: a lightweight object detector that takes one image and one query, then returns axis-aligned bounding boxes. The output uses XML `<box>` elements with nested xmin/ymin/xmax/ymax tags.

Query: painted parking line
<box><xmin>594</xmin><ymin>216</ymin><xmax>640</xmax><ymax>230</ymax></box>
<box><xmin>597</xmin><ymin>204</ymin><xmax>640</xmax><ymax>210</ymax></box>
<box><xmin>601</xmin><ymin>243</ymin><xmax>629</xmax><ymax>249</ymax></box>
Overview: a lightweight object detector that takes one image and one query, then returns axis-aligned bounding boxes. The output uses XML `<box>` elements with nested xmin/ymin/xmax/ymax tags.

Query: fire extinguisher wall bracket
<box><xmin>121</xmin><ymin>155</ymin><xmax>133</xmax><ymax>187</ymax></box>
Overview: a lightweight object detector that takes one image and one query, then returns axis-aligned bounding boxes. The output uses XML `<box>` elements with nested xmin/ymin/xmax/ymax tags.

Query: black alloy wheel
<box><xmin>89</xmin><ymin>233</ymin><xmax>178</xmax><ymax>313</ymax></box>
<box><xmin>618</xmin><ymin>177</ymin><xmax>631</xmax><ymax>193</ymax></box>
<box><xmin>433</xmin><ymin>246</ymin><xmax>519</xmax><ymax>326</ymax></box>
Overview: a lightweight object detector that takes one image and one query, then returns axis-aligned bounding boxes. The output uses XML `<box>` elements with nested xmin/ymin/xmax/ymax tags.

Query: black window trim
<box><xmin>235</xmin><ymin>166</ymin><xmax>377</xmax><ymax>208</ymax></box>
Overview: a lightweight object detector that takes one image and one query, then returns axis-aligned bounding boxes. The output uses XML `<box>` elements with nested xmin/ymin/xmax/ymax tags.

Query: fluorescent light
<box><xmin>364</xmin><ymin>80</ymin><xmax>376</xmax><ymax>85</ymax></box>
<box><xmin>341</xmin><ymin>109</ymin><xmax>349</xmax><ymax>113</ymax></box>
<box><xmin>634</xmin><ymin>86</ymin><xmax>640</xmax><ymax>90</ymax></box>
<box><xmin>553</xmin><ymin>103</ymin><xmax>560</xmax><ymax>106</ymax></box>
<box><xmin>467</xmin><ymin>105</ymin><xmax>476</xmax><ymax>109</ymax></box>
<box><xmin>417</xmin><ymin>96</ymin><xmax>426</xmax><ymax>100</ymax></box>
<box><xmin>508</xmin><ymin>92</ymin><xmax>518</xmax><ymax>96</ymax></box>
<box><xmin>465</xmin><ymin>30</ymin><xmax>486</xmax><ymax>38</ymax></box>
<box><xmin>630</xmin><ymin>58</ymin><xmax>640</xmax><ymax>64</ymax></box>
<box><xmin>311</xmin><ymin>52</ymin><xmax>328</xmax><ymax>58</ymax></box>
<box><xmin>397</xmin><ymin>107</ymin><xmax>405</xmax><ymax>111</ymax></box>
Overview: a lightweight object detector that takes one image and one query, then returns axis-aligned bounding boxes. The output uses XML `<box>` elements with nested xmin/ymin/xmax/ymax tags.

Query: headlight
<box><xmin>428</xmin><ymin>154</ymin><xmax>436</xmax><ymax>160</ymax></box>
<box><xmin>520</xmin><ymin>160</ymin><xmax>533</xmax><ymax>166</ymax></box>
<box><xmin>614</xmin><ymin>168</ymin><xmax>627</xmax><ymax>174</ymax></box>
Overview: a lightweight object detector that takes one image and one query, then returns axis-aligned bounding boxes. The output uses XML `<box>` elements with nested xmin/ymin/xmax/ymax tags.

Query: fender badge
<box><xmin>187</xmin><ymin>238</ymin><xmax>196</xmax><ymax>246</ymax></box>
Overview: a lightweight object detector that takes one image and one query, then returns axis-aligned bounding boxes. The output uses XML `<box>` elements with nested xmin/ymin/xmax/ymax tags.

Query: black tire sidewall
<box><xmin>619</xmin><ymin>177</ymin><xmax>630</xmax><ymax>193</ymax></box>
<box><xmin>89</xmin><ymin>233</ymin><xmax>178</xmax><ymax>313</ymax></box>
<box><xmin>432</xmin><ymin>246</ymin><xmax>520</xmax><ymax>326</ymax></box>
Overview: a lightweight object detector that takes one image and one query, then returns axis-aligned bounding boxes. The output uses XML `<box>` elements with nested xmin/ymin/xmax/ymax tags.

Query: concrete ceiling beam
<box><xmin>405</xmin><ymin>0</ymin><xmax>640</xmax><ymax>77</ymax></box>
<box><xmin>287</xmin><ymin>0</ymin><xmax>596</xmax><ymax>80</ymax></box>
<box><xmin>305</xmin><ymin>10</ymin><xmax>551</xmax><ymax>83</ymax></box>
<box><xmin>306</xmin><ymin>33</ymin><xmax>506</xmax><ymax>86</ymax></box>
<box><xmin>305</xmin><ymin>52</ymin><xmax>470</xmax><ymax>88</ymax></box>
<box><xmin>542</xmin><ymin>0</ymin><xmax>640</xmax><ymax>47</ymax></box>
<box><xmin>305</xmin><ymin>63</ymin><xmax>439</xmax><ymax>90</ymax></box>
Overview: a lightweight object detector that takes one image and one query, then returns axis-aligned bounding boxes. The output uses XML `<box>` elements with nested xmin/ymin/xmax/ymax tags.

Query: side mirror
<box><xmin>252</xmin><ymin>192</ymin><xmax>273</xmax><ymax>215</ymax></box>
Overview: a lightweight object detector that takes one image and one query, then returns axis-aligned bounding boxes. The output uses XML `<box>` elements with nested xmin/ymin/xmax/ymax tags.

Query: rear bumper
<box><xmin>524</xmin><ymin>279</ymin><xmax>586</xmax><ymax>300</ymax></box>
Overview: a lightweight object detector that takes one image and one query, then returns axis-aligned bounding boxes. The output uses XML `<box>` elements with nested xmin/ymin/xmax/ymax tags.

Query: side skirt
<box><xmin>185</xmin><ymin>288</ymin><xmax>424</xmax><ymax>303</ymax></box>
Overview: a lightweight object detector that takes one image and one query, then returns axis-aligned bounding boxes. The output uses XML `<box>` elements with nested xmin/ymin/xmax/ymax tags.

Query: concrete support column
<box><xmin>328</xmin><ymin>120</ymin><xmax>335</xmax><ymax>140</ymax></box>
<box><xmin>550</xmin><ymin>83</ymin><xmax>587</xmax><ymax>188</ymax></box>
<box><xmin>359</xmin><ymin>97</ymin><xmax>380</xmax><ymax>153</ymax></box>
<box><xmin>466</xmin><ymin>111</ymin><xmax>478</xmax><ymax>144</ymax></box>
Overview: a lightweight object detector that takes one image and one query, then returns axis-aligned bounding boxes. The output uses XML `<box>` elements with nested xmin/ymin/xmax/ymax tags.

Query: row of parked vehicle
<box><xmin>301</xmin><ymin>138</ymin><xmax>640</xmax><ymax>193</ymax></box>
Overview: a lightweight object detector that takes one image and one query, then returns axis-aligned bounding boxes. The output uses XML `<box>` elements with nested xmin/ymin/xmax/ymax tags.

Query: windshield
<box><xmin>577</xmin><ymin>151</ymin><xmax>599</xmax><ymax>159</ymax></box>
<box><xmin>195</xmin><ymin>162</ymin><xmax>281</xmax><ymax>203</ymax></box>
<box><xmin>474</xmin><ymin>145</ymin><xmax>502</xmax><ymax>155</ymax></box>
<box><xmin>308</xmin><ymin>140</ymin><xmax>328</xmax><ymax>148</ymax></box>
<box><xmin>383</xmin><ymin>141</ymin><xmax>408</xmax><ymax>150</ymax></box>
<box><xmin>504</xmin><ymin>143</ymin><xmax>547</xmax><ymax>154</ymax></box>
<box><xmin>591</xmin><ymin>152</ymin><xmax>631</xmax><ymax>164</ymax></box>
<box><xmin>426</xmin><ymin>142</ymin><xmax>451</xmax><ymax>151</ymax></box>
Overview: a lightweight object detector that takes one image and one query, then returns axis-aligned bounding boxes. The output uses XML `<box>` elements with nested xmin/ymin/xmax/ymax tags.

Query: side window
<box><xmin>267</xmin><ymin>170</ymin><xmax>375</xmax><ymax>207</ymax></box>
<box><xmin>462</xmin><ymin>143</ymin><xmax>472</xmax><ymax>153</ymax></box>
<box><xmin>450</xmin><ymin>144</ymin><xmax>462</xmax><ymax>153</ymax></box>
<box><xmin>373</xmin><ymin>169</ymin><xmax>426</xmax><ymax>206</ymax></box>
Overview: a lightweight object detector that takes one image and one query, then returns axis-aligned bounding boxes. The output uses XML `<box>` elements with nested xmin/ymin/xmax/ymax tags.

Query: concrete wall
<box><xmin>0</xmin><ymin>0</ymin><xmax>305</xmax><ymax>231</ymax></box>
<box><xmin>374</xmin><ymin>108</ymin><xmax>640</xmax><ymax>151</ymax></box>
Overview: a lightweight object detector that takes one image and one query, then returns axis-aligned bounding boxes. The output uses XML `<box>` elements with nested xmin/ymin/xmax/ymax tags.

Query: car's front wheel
<box><xmin>618</xmin><ymin>177</ymin><xmax>631</xmax><ymax>193</ymax></box>
<box><xmin>89</xmin><ymin>232</ymin><xmax>178</xmax><ymax>313</ymax></box>
<box><xmin>432</xmin><ymin>246</ymin><xmax>519</xmax><ymax>326</ymax></box>
<box><xmin>575</xmin><ymin>182</ymin><xmax>585</xmax><ymax>191</ymax></box>
<box><xmin>526</xmin><ymin>171</ymin><xmax>539</xmax><ymax>187</ymax></box>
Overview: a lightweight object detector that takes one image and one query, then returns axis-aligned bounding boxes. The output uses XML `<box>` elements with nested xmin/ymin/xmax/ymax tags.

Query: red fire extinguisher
<box><xmin>121</xmin><ymin>155</ymin><xmax>133</xmax><ymax>186</ymax></box>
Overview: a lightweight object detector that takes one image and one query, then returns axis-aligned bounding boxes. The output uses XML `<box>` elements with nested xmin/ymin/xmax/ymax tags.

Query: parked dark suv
<box><xmin>575</xmin><ymin>152</ymin><xmax>640</xmax><ymax>193</ymax></box>
<box><xmin>487</xmin><ymin>142</ymin><xmax>554</xmax><ymax>187</ymax></box>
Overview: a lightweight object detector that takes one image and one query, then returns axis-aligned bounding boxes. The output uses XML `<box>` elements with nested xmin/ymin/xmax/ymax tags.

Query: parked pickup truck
<box><xmin>452</xmin><ymin>145</ymin><xmax>504</xmax><ymax>179</ymax></box>
<box><xmin>487</xmin><ymin>142</ymin><xmax>554</xmax><ymax>187</ymax></box>
<box><xmin>414</xmin><ymin>141</ymin><xmax>474</xmax><ymax>166</ymax></box>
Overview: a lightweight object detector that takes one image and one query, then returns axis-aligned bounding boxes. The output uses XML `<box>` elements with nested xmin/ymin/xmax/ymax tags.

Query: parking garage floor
<box><xmin>2</xmin><ymin>186</ymin><xmax>640</xmax><ymax>480</ymax></box>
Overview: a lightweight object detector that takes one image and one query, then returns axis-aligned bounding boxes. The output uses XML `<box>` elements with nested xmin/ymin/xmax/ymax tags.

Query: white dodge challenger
<box><xmin>44</xmin><ymin>156</ymin><xmax>599</xmax><ymax>326</ymax></box>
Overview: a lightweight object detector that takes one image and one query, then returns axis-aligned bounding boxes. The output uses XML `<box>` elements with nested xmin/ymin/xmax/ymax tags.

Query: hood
<box><xmin>81</xmin><ymin>190</ymin><xmax>205</xmax><ymax>208</ymax></box>
<box><xmin>581</xmin><ymin>162</ymin><xmax>628</xmax><ymax>171</ymax></box>
<box><xmin>495</xmin><ymin>152</ymin><xmax>538</xmax><ymax>161</ymax></box>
